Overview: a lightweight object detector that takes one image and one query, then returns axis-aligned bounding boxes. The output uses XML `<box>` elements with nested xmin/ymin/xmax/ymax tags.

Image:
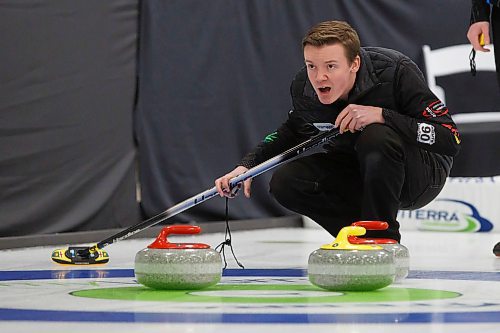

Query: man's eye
<box><xmin>328</xmin><ymin>64</ymin><xmax>337</xmax><ymax>69</ymax></box>
<box><xmin>307</xmin><ymin>64</ymin><xmax>315</xmax><ymax>69</ymax></box>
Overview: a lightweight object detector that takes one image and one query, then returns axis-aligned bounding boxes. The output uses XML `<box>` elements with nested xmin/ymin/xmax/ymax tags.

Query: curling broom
<box><xmin>51</xmin><ymin>127</ymin><xmax>341</xmax><ymax>265</ymax></box>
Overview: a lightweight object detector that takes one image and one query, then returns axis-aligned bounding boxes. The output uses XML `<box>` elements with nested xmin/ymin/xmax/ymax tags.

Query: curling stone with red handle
<box><xmin>350</xmin><ymin>221</ymin><xmax>410</xmax><ymax>282</ymax></box>
<box><xmin>308</xmin><ymin>226</ymin><xmax>396</xmax><ymax>291</ymax></box>
<box><xmin>134</xmin><ymin>225</ymin><xmax>222</xmax><ymax>290</ymax></box>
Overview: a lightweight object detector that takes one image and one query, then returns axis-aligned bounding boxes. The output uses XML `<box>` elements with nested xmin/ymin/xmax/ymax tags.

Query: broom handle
<box><xmin>92</xmin><ymin>128</ymin><xmax>341</xmax><ymax>251</ymax></box>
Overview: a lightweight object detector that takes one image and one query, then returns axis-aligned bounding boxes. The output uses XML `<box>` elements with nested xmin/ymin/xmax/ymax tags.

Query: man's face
<box><xmin>304</xmin><ymin>43</ymin><xmax>360</xmax><ymax>104</ymax></box>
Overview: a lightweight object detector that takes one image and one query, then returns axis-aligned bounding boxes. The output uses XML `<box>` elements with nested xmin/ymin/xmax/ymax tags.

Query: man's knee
<box><xmin>269</xmin><ymin>163</ymin><xmax>317</xmax><ymax>206</ymax></box>
<box><xmin>355</xmin><ymin>124</ymin><xmax>405</xmax><ymax>162</ymax></box>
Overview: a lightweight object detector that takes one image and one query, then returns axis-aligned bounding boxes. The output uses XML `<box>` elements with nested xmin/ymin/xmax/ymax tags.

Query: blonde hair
<box><xmin>302</xmin><ymin>20</ymin><xmax>361</xmax><ymax>63</ymax></box>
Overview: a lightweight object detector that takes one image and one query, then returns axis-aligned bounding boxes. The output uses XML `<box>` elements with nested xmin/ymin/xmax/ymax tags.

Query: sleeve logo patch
<box><xmin>442</xmin><ymin>123</ymin><xmax>461</xmax><ymax>144</ymax></box>
<box><xmin>423</xmin><ymin>100</ymin><xmax>448</xmax><ymax>118</ymax></box>
<box><xmin>417</xmin><ymin>123</ymin><xmax>435</xmax><ymax>145</ymax></box>
<box><xmin>313</xmin><ymin>123</ymin><xmax>335</xmax><ymax>131</ymax></box>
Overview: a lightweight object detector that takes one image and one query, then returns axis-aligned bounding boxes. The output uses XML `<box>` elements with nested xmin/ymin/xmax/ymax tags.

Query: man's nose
<box><xmin>315</xmin><ymin>70</ymin><xmax>328</xmax><ymax>82</ymax></box>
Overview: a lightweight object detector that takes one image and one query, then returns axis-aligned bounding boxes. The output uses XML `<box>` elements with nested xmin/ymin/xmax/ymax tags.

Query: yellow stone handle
<box><xmin>320</xmin><ymin>226</ymin><xmax>383</xmax><ymax>250</ymax></box>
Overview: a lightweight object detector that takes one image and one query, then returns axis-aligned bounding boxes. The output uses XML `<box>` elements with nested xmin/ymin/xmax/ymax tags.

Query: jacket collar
<box><xmin>348</xmin><ymin>48</ymin><xmax>380</xmax><ymax>102</ymax></box>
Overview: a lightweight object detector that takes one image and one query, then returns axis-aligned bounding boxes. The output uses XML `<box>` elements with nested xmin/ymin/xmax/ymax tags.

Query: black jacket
<box><xmin>240</xmin><ymin>47</ymin><xmax>461</xmax><ymax>173</ymax></box>
<box><xmin>471</xmin><ymin>0</ymin><xmax>498</xmax><ymax>23</ymax></box>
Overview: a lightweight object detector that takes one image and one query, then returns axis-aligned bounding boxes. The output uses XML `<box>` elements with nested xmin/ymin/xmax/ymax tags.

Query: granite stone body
<box><xmin>379</xmin><ymin>243</ymin><xmax>410</xmax><ymax>282</ymax></box>
<box><xmin>308</xmin><ymin>248</ymin><xmax>396</xmax><ymax>291</ymax></box>
<box><xmin>134</xmin><ymin>247</ymin><xmax>222</xmax><ymax>290</ymax></box>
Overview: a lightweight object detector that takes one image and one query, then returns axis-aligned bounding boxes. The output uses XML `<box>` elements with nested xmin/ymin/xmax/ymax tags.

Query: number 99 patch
<box><xmin>417</xmin><ymin>123</ymin><xmax>435</xmax><ymax>145</ymax></box>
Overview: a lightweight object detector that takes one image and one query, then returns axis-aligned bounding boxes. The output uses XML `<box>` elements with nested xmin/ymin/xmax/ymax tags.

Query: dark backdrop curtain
<box><xmin>0</xmin><ymin>0</ymin><xmax>139</xmax><ymax>236</ymax></box>
<box><xmin>2</xmin><ymin>1</ymin><xmax>497</xmax><ymax>237</ymax></box>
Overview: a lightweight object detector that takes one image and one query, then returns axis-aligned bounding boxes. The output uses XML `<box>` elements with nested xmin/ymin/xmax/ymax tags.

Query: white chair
<box><xmin>422</xmin><ymin>44</ymin><xmax>496</xmax><ymax>103</ymax></box>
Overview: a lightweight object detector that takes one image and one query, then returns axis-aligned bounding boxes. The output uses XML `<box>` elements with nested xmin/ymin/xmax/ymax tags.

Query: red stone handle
<box><xmin>148</xmin><ymin>225</ymin><xmax>209</xmax><ymax>249</ymax></box>
<box><xmin>349</xmin><ymin>221</ymin><xmax>397</xmax><ymax>244</ymax></box>
<box><xmin>163</xmin><ymin>225</ymin><xmax>201</xmax><ymax>236</ymax></box>
<box><xmin>351</xmin><ymin>221</ymin><xmax>388</xmax><ymax>230</ymax></box>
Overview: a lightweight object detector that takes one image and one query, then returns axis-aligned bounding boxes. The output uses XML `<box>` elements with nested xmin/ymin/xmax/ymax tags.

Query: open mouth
<box><xmin>318</xmin><ymin>87</ymin><xmax>331</xmax><ymax>93</ymax></box>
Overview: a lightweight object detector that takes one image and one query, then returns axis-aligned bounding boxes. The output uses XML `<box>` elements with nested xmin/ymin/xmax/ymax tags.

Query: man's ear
<box><xmin>350</xmin><ymin>55</ymin><xmax>361</xmax><ymax>73</ymax></box>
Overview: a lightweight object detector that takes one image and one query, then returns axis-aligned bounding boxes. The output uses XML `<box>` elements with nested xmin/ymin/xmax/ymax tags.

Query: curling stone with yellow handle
<box><xmin>350</xmin><ymin>221</ymin><xmax>410</xmax><ymax>282</ymax></box>
<box><xmin>308</xmin><ymin>226</ymin><xmax>396</xmax><ymax>291</ymax></box>
<box><xmin>134</xmin><ymin>225</ymin><xmax>222</xmax><ymax>290</ymax></box>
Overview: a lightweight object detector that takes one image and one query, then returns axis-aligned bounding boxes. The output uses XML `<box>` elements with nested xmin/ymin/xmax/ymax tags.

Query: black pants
<box><xmin>269</xmin><ymin>124</ymin><xmax>449</xmax><ymax>242</ymax></box>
